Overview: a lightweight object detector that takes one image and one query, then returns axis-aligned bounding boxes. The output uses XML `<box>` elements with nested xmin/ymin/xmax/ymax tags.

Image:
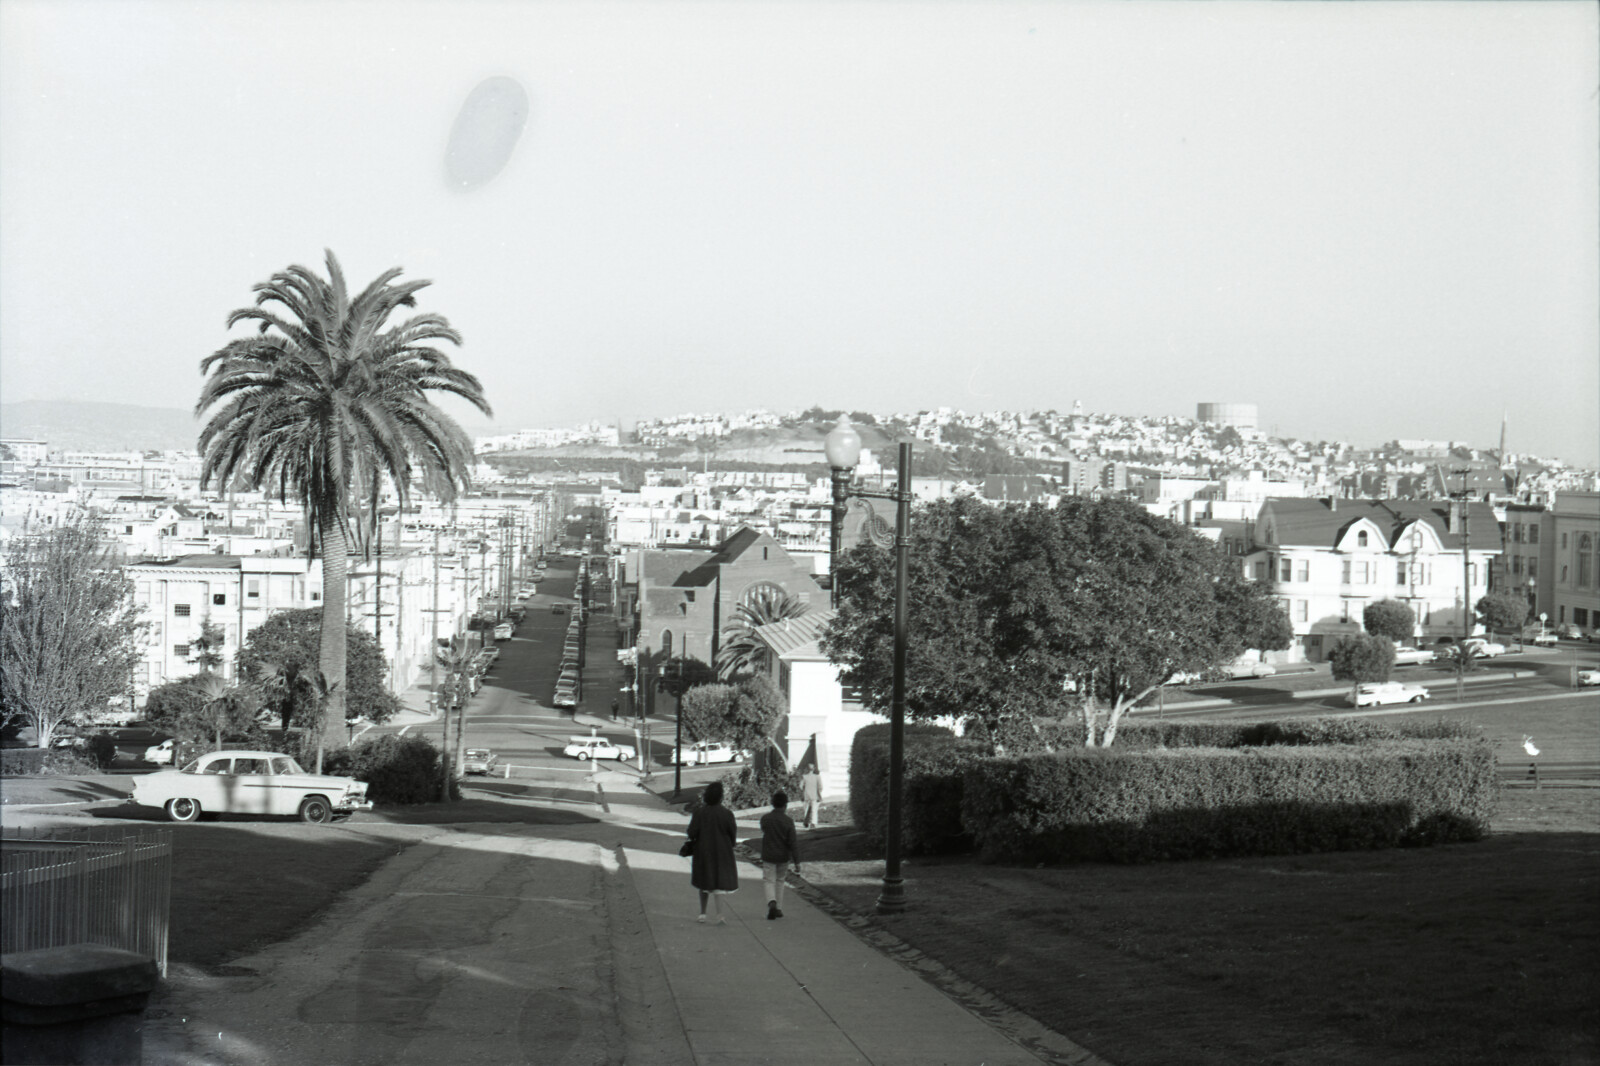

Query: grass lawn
<box><xmin>162</xmin><ymin>822</ymin><xmax>403</xmax><ymax>970</ymax></box>
<box><xmin>800</xmin><ymin>784</ymin><xmax>1598</xmax><ymax>1064</ymax></box>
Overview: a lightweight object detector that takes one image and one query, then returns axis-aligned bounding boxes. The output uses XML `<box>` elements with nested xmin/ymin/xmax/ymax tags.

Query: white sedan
<box><xmin>670</xmin><ymin>741</ymin><xmax>744</xmax><ymax>766</ymax></box>
<box><xmin>1462</xmin><ymin>638</ymin><xmax>1507</xmax><ymax>658</ymax></box>
<box><xmin>1352</xmin><ymin>682</ymin><xmax>1431</xmax><ymax>707</ymax></box>
<box><xmin>562</xmin><ymin>736</ymin><xmax>635</xmax><ymax>762</ymax></box>
<box><xmin>1577</xmin><ymin>668</ymin><xmax>1600</xmax><ymax>687</ymax></box>
<box><xmin>1391</xmin><ymin>646</ymin><xmax>1437</xmax><ymax>666</ymax></box>
<box><xmin>131</xmin><ymin>750</ymin><xmax>372</xmax><ymax>824</ymax></box>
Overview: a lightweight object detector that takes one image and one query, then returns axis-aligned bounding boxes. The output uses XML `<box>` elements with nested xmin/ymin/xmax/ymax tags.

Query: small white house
<box><xmin>753</xmin><ymin>608</ymin><xmax>880</xmax><ymax>803</ymax></box>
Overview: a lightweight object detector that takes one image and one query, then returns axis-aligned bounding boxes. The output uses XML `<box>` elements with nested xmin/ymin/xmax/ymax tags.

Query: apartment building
<box><xmin>125</xmin><ymin>549</ymin><xmax>475</xmax><ymax>699</ymax></box>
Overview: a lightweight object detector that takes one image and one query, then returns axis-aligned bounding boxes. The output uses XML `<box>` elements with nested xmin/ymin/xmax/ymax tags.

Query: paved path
<box><xmin>113</xmin><ymin>765</ymin><xmax>1112</xmax><ymax>1066</ymax></box>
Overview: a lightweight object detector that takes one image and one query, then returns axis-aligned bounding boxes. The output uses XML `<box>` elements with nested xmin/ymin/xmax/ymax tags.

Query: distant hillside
<box><xmin>0</xmin><ymin>401</ymin><xmax>204</xmax><ymax>453</ymax></box>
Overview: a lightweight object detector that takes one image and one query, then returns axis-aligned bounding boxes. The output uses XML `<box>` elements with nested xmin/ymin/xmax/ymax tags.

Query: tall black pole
<box><xmin>829</xmin><ymin>467</ymin><xmax>850</xmax><ymax>609</ymax></box>
<box><xmin>877</xmin><ymin>441</ymin><xmax>912</xmax><ymax>915</ymax></box>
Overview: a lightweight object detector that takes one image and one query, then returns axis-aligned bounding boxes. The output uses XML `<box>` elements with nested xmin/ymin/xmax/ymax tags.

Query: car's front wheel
<box><xmin>166</xmin><ymin>797</ymin><xmax>201</xmax><ymax>823</ymax></box>
<box><xmin>299</xmin><ymin>796</ymin><xmax>333</xmax><ymax>824</ymax></box>
<box><xmin>1410</xmin><ymin>695</ymin><xmax>1425</xmax><ymax>703</ymax></box>
<box><xmin>576</xmin><ymin>752</ymin><xmax>590</xmax><ymax>761</ymax></box>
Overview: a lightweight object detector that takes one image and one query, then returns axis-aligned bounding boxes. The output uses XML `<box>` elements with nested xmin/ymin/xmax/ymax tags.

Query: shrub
<box><xmin>711</xmin><ymin>764</ymin><xmax>803</xmax><ymax>812</ymax></box>
<box><xmin>85</xmin><ymin>733</ymin><xmax>119</xmax><ymax>770</ymax></box>
<box><xmin>961</xmin><ymin>738</ymin><xmax>1498</xmax><ymax>865</ymax></box>
<box><xmin>850</xmin><ymin>722</ymin><xmax>988</xmax><ymax>854</ymax></box>
<box><xmin>328</xmin><ymin>734</ymin><xmax>456</xmax><ymax>805</ymax></box>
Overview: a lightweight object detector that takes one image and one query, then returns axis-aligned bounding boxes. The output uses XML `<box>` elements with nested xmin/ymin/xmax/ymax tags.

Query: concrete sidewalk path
<box><xmin>624</xmin><ymin>842</ymin><xmax>1062</xmax><ymax>1066</ymax></box>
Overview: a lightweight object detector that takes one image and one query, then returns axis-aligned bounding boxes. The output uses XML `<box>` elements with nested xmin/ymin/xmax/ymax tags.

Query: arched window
<box><xmin>661</xmin><ymin>630</ymin><xmax>674</xmax><ymax>660</ymax></box>
<box><xmin>1357</xmin><ymin>530</ymin><xmax>1368</xmax><ymax>547</ymax></box>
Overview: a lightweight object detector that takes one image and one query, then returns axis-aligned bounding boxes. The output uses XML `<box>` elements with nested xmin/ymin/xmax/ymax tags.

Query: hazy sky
<box><xmin>3</xmin><ymin>1</ymin><xmax>1596</xmax><ymax>464</ymax></box>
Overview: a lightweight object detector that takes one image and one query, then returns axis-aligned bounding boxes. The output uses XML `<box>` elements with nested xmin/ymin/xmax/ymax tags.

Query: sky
<box><xmin>2</xmin><ymin>1</ymin><xmax>1596</xmax><ymax>465</ymax></box>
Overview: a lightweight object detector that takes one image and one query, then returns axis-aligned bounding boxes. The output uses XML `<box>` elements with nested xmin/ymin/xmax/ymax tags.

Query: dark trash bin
<box><xmin>2</xmin><ymin>943</ymin><xmax>159</xmax><ymax>1065</ymax></box>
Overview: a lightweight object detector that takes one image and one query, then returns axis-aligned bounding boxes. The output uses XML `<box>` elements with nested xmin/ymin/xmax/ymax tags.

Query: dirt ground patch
<box><xmin>800</xmin><ymin>788</ymin><xmax>1600</xmax><ymax>1066</ymax></box>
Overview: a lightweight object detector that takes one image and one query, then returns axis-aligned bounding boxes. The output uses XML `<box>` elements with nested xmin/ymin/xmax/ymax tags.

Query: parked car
<box><xmin>1225</xmin><ymin>660</ymin><xmax>1277</xmax><ymax>679</ymax></box>
<box><xmin>553</xmin><ymin>684</ymin><xmax>577</xmax><ymax>709</ymax></box>
<box><xmin>131</xmin><ymin>750</ymin><xmax>371</xmax><ymax>824</ymax></box>
<box><xmin>1577</xmin><ymin>668</ymin><xmax>1599</xmax><ymax>687</ymax></box>
<box><xmin>552</xmin><ymin>605</ymin><xmax>566</xmax><ymax>615</ymax></box>
<box><xmin>562</xmin><ymin>736</ymin><xmax>636</xmax><ymax>762</ymax></box>
<box><xmin>1530</xmin><ymin>629</ymin><xmax>1558</xmax><ymax>647</ymax></box>
<box><xmin>144</xmin><ymin>738</ymin><xmax>176</xmax><ymax>765</ymax></box>
<box><xmin>494</xmin><ymin>622</ymin><xmax>514</xmax><ymax>642</ymax></box>
<box><xmin>670</xmin><ymin>741</ymin><xmax>743</xmax><ymax>766</ymax></box>
<box><xmin>1555</xmin><ymin>623</ymin><xmax>1583</xmax><ymax>640</ymax></box>
<box><xmin>1391</xmin><ymin>646</ymin><xmax>1437</xmax><ymax>666</ymax></box>
<box><xmin>462</xmin><ymin>748</ymin><xmax>499</xmax><ymax>775</ymax></box>
<box><xmin>1462</xmin><ymin>638</ymin><xmax>1507</xmax><ymax>658</ymax></box>
<box><xmin>1352</xmin><ymin>682</ymin><xmax>1430</xmax><ymax>707</ymax></box>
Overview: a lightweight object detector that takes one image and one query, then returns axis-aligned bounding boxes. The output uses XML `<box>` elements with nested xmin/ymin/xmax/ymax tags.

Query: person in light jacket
<box><xmin>686</xmin><ymin>781</ymin><xmax>739</xmax><ymax>924</ymax></box>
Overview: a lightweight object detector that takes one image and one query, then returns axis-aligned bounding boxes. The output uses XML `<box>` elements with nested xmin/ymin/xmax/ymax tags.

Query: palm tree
<box><xmin>185</xmin><ymin>672</ymin><xmax>262</xmax><ymax>751</ymax></box>
<box><xmin>716</xmin><ymin>587</ymin><xmax>810</xmax><ymax>680</ymax></box>
<box><xmin>197</xmin><ymin>251</ymin><xmax>489</xmax><ymax>770</ymax></box>
<box><xmin>435</xmin><ymin>636</ymin><xmax>478</xmax><ymax>798</ymax></box>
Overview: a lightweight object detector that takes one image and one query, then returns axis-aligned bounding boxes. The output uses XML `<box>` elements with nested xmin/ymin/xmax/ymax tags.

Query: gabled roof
<box><xmin>640</xmin><ymin>548</ymin><xmax>715</xmax><ymax>588</ymax></box>
<box><xmin>1259</xmin><ymin>498</ymin><xmax>1498</xmax><ymax>552</ymax></box>
<box><xmin>752</xmin><ymin>607</ymin><xmax>835</xmax><ymax>660</ymax></box>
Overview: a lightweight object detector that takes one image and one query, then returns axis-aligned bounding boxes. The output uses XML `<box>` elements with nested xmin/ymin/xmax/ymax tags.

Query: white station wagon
<box><xmin>131</xmin><ymin>750</ymin><xmax>372</xmax><ymax>824</ymax></box>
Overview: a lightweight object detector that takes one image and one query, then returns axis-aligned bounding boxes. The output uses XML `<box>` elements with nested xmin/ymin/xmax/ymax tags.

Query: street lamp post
<box><xmin>824</xmin><ymin>417</ymin><xmax>912</xmax><ymax>915</ymax></box>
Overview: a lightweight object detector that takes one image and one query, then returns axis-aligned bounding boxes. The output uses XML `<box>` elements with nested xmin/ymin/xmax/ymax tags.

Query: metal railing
<box><xmin>1</xmin><ymin>825</ymin><xmax>172</xmax><ymax>975</ymax></box>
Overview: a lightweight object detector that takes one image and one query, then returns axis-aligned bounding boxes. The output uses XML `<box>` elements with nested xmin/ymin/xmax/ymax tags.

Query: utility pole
<box><xmin>1451</xmin><ymin>468</ymin><xmax>1473</xmax><ymax>700</ymax></box>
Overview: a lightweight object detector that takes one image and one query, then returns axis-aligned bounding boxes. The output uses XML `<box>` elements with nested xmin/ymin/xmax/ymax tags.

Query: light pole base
<box><xmin>875</xmin><ymin>877</ymin><xmax>906</xmax><ymax>914</ymax></box>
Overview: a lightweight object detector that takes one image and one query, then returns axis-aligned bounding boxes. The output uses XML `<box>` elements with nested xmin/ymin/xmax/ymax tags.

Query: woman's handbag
<box><xmin>679</xmin><ymin>839</ymin><xmax>695</xmax><ymax>857</ymax></box>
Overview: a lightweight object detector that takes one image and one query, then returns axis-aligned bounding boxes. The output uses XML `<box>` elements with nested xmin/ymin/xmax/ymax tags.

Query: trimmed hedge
<box><xmin>1114</xmin><ymin>717</ymin><xmax>1479</xmax><ymax>750</ymax></box>
<box><xmin>0</xmin><ymin>747</ymin><xmax>102</xmax><ymax>776</ymax></box>
<box><xmin>961</xmin><ymin>738</ymin><xmax>1498</xmax><ymax>864</ymax></box>
<box><xmin>323</xmin><ymin>734</ymin><xmax>458</xmax><ymax>805</ymax></box>
<box><xmin>849</xmin><ymin>723</ymin><xmax>989</xmax><ymax>854</ymax></box>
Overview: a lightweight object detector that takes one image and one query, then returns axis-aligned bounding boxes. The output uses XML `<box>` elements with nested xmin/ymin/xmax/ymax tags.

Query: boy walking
<box><xmin>759</xmin><ymin>792</ymin><xmax>802</xmax><ymax>919</ymax></box>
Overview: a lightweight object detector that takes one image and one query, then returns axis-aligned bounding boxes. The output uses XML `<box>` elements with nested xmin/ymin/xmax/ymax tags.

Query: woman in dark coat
<box><xmin>686</xmin><ymin>781</ymin><xmax>739</xmax><ymax>923</ymax></box>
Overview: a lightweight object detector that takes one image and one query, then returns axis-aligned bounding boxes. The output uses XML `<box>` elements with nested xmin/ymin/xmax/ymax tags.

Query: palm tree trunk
<box><xmin>318</xmin><ymin>511</ymin><xmax>350</xmax><ymax>772</ymax></box>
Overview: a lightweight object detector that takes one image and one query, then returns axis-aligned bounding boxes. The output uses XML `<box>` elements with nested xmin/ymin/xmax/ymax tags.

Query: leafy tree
<box><xmin>190</xmin><ymin>619</ymin><xmax>228</xmax><ymax>673</ymax></box>
<box><xmin>716</xmin><ymin>587</ymin><xmax>809</xmax><ymax>679</ymax></box>
<box><xmin>197</xmin><ymin>250</ymin><xmax>490</xmax><ymax>769</ymax></box>
<box><xmin>142</xmin><ymin>681</ymin><xmax>207</xmax><ymax>734</ymax></box>
<box><xmin>236</xmin><ymin>608</ymin><xmax>400</xmax><ymax>731</ymax></box>
<box><xmin>1328</xmin><ymin>634</ymin><xmax>1395</xmax><ymax>703</ymax></box>
<box><xmin>1476</xmin><ymin>592</ymin><xmax>1531</xmax><ymax>637</ymax></box>
<box><xmin>0</xmin><ymin>512</ymin><xmax>147</xmax><ymax>748</ymax></box>
<box><xmin>823</xmin><ymin>496</ymin><xmax>1288</xmax><ymax>748</ymax></box>
<box><xmin>678</xmin><ymin>676</ymin><xmax>789</xmax><ymax>770</ymax></box>
<box><xmin>679</xmin><ymin>682</ymin><xmax>737</xmax><ymax>744</ymax></box>
<box><xmin>1363</xmin><ymin>599</ymin><xmax>1417</xmax><ymax>643</ymax></box>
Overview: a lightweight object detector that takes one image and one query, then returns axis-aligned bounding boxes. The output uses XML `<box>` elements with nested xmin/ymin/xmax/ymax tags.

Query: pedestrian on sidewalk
<box><xmin>610</xmin><ymin>697</ymin><xmax>619</xmax><ymax>720</ymax></box>
<box><xmin>800</xmin><ymin>768</ymin><xmax>823</xmax><ymax>829</ymax></box>
<box><xmin>686</xmin><ymin>780</ymin><xmax>738</xmax><ymax>924</ymax></box>
<box><xmin>759</xmin><ymin>791</ymin><xmax>801</xmax><ymax>919</ymax></box>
